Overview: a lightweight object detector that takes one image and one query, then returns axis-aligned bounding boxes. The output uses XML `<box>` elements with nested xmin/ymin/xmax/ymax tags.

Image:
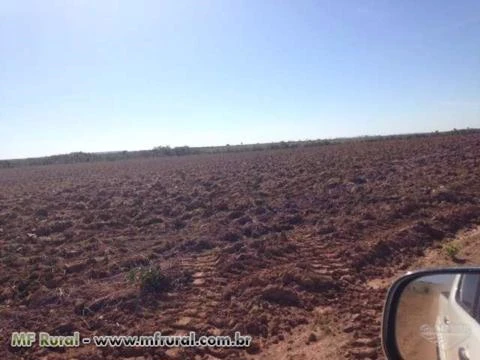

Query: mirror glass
<box><xmin>396</xmin><ymin>272</ymin><xmax>480</xmax><ymax>360</ymax></box>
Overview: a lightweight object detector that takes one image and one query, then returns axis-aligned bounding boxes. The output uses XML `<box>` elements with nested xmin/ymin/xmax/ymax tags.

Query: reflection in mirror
<box><xmin>395</xmin><ymin>273</ymin><xmax>480</xmax><ymax>360</ymax></box>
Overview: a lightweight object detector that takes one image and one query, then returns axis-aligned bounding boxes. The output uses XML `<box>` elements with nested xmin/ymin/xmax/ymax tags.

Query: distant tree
<box><xmin>173</xmin><ymin>146</ymin><xmax>191</xmax><ymax>156</ymax></box>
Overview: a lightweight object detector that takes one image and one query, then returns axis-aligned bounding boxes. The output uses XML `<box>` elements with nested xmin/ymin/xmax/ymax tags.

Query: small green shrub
<box><xmin>127</xmin><ymin>266</ymin><xmax>171</xmax><ymax>294</ymax></box>
<box><xmin>443</xmin><ymin>243</ymin><xmax>460</xmax><ymax>259</ymax></box>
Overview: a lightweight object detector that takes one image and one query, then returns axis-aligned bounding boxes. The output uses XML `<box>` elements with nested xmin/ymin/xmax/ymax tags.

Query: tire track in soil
<box><xmin>159</xmin><ymin>250</ymin><xmax>239</xmax><ymax>359</ymax></box>
<box><xmin>293</xmin><ymin>231</ymin><xmax>384</xmax><ymax>360</ymax></box>
<box><xmin>164</xmin><ymin>229</ymin><xmax>365</xmax><ymax>360</ymax></box>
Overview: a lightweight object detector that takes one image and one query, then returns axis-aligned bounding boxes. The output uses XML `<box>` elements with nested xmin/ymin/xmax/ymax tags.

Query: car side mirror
<box><xmin>382</xmin><ymin>268</ymin><xmax>480</xmax><ymax>360</ymax></box>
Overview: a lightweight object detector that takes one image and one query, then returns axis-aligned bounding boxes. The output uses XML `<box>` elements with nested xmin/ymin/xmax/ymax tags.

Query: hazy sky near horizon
<box><xmin>1</xmin><ymin>0</ymin><xmax>479</xmax><ymax>159</ymax></box>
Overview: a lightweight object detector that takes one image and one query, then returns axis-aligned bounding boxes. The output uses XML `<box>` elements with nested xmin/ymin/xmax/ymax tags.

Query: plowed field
<box><xmin>1</xmin><ymin>133</ymin><xmax>480</xmax><ymax>359</ymax></box>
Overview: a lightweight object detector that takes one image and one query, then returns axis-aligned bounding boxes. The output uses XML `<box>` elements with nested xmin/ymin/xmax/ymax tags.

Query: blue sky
<box><xmin>1</xmin><ymin>0</ymin><xmax>479</xmax><ymax>159</ymax></box>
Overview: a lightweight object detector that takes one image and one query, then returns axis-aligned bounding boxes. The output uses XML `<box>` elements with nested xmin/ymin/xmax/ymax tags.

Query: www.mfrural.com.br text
<box><xmin>11</xmin><ymin>331</ymin><xmax>252</xmax><ymax>349</ymax></box>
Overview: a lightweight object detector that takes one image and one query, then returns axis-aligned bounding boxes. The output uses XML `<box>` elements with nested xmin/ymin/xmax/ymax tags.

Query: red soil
<box><xmin>1</xmin><ymin>133</ymin><xmax>479</xmax><ymax>359</ymax></box>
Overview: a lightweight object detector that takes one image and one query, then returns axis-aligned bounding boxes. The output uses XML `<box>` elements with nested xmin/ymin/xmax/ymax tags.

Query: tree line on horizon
<box><xmin>0</xmin><ymin>128</ymin><xmax>477</xmax><ymax>169</ymax></box>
